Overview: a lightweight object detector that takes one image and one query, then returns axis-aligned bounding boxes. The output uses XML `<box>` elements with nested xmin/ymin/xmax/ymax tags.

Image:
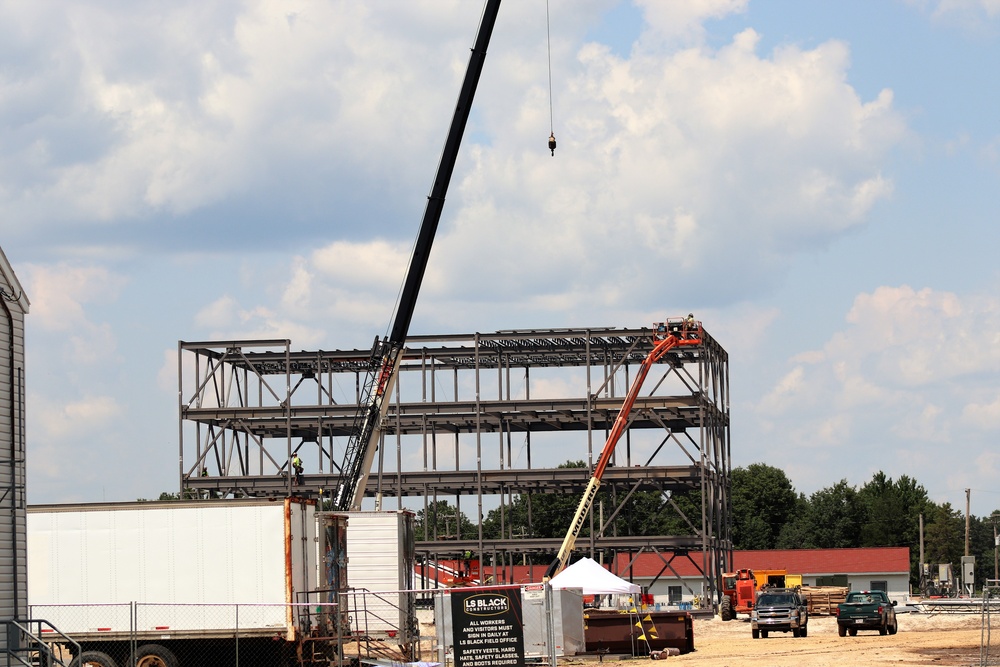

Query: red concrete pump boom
<box><xmin>544</xmin><ymin>317</ymin><xmax>702</xmax><ymax>580</ymax></box>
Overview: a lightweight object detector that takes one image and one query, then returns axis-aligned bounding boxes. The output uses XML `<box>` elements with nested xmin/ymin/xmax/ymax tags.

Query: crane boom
<box><xmin>543</xmin><ymin>318</ymin><xmax>702</xmax><ymax>580</ymax></box>
<box><xmin>333</xmin><ymin>1</ymin><xmax>503</xmax><ymax>511</ymax></box>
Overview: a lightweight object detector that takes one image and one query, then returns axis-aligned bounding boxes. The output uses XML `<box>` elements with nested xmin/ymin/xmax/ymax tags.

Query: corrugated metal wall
<box><xmin>0</xmin><ymin>260</ymin><xmax>27</xmax><ymax>634</ymax></box>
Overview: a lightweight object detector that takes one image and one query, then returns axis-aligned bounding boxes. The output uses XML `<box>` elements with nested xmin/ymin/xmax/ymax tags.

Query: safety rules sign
<box><xmin>450</xmin><ymin>587</ymin><xmax>525</xmax><ymax>667</ymax></box>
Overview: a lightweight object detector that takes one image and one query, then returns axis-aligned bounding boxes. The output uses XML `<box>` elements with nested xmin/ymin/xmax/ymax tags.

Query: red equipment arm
<box><xmin>543</xmin><ymin>322</ymin><xmax>701</xmax><ymax>580</ymax></box>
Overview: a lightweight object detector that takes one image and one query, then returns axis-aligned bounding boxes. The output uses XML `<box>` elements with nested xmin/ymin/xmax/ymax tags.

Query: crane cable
<box><xmin>546</xmin><ymin>0</ymin><xmax>556</xmax><ymax>156</ymax></box>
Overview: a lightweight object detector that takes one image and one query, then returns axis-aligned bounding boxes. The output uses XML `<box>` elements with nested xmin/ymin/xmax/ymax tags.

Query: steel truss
<box><xmin>178</xmin><ymin>325</ymin><xmax>731</xmax><ymax>600</ymax></box>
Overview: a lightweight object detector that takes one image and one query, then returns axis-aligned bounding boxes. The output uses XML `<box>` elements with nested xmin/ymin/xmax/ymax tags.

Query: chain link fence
<box><xmin>25</xmin><ymin>588</ymin><xmax>424</xmax><ymax>667</ymax></box>
<box><xmin>982</xmin><ymin>583</ymin><xmax>1000</xmax><ymax>666</ymax></box>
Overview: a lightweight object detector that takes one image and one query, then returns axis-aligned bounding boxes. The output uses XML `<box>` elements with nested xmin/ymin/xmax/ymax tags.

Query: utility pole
<box><xmin>919</xmin><ymin>513</ymin><xmax>925</xmax><ymax>594</ymax></box>
<box><xmin>966</xmin><ymin>488</ymin><xmax>971</xmax><ymax>557</ymax></box>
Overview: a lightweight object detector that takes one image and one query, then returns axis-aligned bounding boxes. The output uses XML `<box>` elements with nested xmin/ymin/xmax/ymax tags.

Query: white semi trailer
<box><xmin>26</xmin><ymin>499</ymin><xmax>415</xmax><ymax>667</ymax></box>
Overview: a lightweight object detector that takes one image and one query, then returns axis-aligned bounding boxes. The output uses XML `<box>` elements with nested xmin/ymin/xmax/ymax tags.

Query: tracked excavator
<box><xmin>543</xmin><ymin>317</ymin><xmax>702</xmax><ymax>580</ymax></box>
<box><xmin>332</xmin><ymin>1</ymin><xmax>502</xmax><ymax>512</ymax></box>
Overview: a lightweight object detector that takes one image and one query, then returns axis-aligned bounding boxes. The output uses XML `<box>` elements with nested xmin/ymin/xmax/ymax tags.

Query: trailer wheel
<box><xmin>71</xmin><ymin>651</ymin><xmax>119</xmax><ymax>667</ymax></box>
<box><xmin>132</xmin><ymin>644</ymin><xmax>179</xmax><ymax>667</ymax></box>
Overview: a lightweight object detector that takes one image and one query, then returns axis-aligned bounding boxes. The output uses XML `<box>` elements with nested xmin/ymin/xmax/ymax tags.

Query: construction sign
<box><xmin>450</xmin><ymin>587</ymin><xmax>525</xmax><ymax>667</ymax></box>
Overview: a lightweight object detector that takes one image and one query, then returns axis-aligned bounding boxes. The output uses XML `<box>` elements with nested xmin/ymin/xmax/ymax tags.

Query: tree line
<box><xmin>412</xmin><ymin>461</ymin><xmax>999</xmax><ymax>589</ymax></box>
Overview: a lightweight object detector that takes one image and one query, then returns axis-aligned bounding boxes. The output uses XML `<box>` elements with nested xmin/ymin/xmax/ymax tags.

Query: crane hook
<box><xmin>548</xmin><ymin>133</ymin><xmax>557</xmax><ymax>157</ymax></box>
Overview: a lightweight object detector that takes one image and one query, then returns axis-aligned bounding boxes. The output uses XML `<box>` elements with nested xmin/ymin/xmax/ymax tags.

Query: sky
<box><xmin>3</xmin><ymin>0</ymin><xmax>1000</xmax><ymax>517</ymax></box>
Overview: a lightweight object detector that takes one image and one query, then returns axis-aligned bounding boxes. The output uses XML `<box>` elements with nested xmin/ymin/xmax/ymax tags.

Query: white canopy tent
<box><xmin>548</xmin><ymin>557</ymin><xmax>641</xmax><ymax>595</ymax></box>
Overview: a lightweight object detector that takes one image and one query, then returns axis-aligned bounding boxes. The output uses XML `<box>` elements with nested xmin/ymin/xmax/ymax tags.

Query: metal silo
<box><xmin>0</xmin><ymin>246</ymin><xmax>28</xmax><ymax>639</ymax></box>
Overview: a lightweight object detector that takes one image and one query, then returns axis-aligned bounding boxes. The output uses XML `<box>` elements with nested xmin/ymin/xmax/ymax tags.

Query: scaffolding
<box><xmin>178</xmin><ymin>324</ymin><xmax>731</xmax><ymax>603</ymax></box>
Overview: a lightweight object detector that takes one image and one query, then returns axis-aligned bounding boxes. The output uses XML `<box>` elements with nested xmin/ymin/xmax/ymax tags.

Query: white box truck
<box><xmin>26</xmin><ymin>499</ymin><xmax>414</xmax><ymax>667</ymax></box>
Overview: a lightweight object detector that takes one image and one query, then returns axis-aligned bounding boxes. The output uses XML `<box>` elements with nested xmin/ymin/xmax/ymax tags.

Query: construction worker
<box><xmin>462</xmin><ymin>550</ymin><xmax>473</xmax><ymax>578</ymax></box>
<box><xmin>683</xmin><ymin>313</ymin><xmax>698</xmax><ymax>339</ymax></box>
<box><xmin>292</xmin><ymin>454</ymin><xmax>304</xmax><ymax>486</ymax></box>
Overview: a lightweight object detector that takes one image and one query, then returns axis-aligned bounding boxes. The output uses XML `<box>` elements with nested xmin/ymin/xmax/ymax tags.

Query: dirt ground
<box><xmin>569</xmin><ymin>613</ymin><xmax>989</xmax><ymax>667</ymax></box>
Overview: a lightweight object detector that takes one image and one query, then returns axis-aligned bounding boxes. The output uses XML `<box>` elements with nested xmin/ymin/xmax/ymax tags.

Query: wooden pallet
<box><xmin>800</xmin><ymin>586</ymin><xmax>848</xmax><ymax>616</ymax></box>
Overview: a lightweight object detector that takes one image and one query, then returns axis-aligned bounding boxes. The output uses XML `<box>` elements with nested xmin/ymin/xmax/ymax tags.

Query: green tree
<box><xmin>970</xmin><ymin>513</ymin><xmax>997</xmax><ymax>587</ymax></box>
<box><xmin>482</xmin><ymin>461</ymin><xmax>594</xmax><ymax>542</ymax></box>
<box><xmin>806</xmin><ymin>480</ymin><xmax>864</xmax><ymax>548</ymax></box>
<box><xmin>138</xmin><ymin>491</ymin><xmax>180</xmax><ymax>502</ymax></box>
<box><xmin>414</xmin><ymin>500</ymin><xmax>477</xmax><ymax>541</ymax></box>
<box><xmin>730</xmin><ymin>463</ymin><xmax>798</xmax><ymax>550</ymax></box>
<box><xmin>775</xmin><ymin>493</ymin><xmax>813</xmax><ymax>549</ymax></box>
<box><xmin>858</xmin><ymin>473</ymin><xmax>928</xmax><ymax>547</ymax></box>
<box><xmin>922</xmin><ymin>501</ymin><xmax>965</xmax><ymax>592</ymax></box>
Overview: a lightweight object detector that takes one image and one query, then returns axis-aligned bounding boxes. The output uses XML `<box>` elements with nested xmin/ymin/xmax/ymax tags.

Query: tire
<box><xmin>800</xmin><ymin>623</ymin><xmax>808</xmax><ymax>638</ymax></box>
<box><xmin>879</xmin><ymin>623</ymin><xmax>887</xmax><ymax>636</ymax></box>
<box><xmin>132</xmin><ymin>644</ymin><xmax>179</xmax><ymax>667</ymax></box>
<box><xmin>720</xmin><ymin>596</ymin><xmax>733</xmax><ymax>621</ymax></box>
<box><xmin>752</xmin><ymin>629</ymin><xmax>759</xmax><ymax>639</ymax></box>
<box><xmin>760</xmin><ymin>630</ymin><xmax>768</xmax><ymax>639</ymax></box>
<box><xmin>71</xmin><ymin>652</ymin><xmax>118</xmax><ymax>667</ymax></box>
<box><xmin>848</xmin><ymin>628</ymin><xmax>857</xmax><ymax>637</ymax></box>
<box><xmin>838</xmin><ymin>624</ymin><xmax>846</xmax><ymax>637</ymax></box>
<box><xmin>792</xmin><ymin>628</ymin><xmax>800</xmax><ymax>638</ymax></box>
<box><xmin>888</xmin><ymin>620</ymin><xmax>898</xmax><ymax>635</ymax></box>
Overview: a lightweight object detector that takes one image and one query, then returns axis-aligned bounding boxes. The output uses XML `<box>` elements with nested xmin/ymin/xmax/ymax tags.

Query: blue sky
<box><xmin>4</xmin><ymin>0</ymin><xmax>1000</xmax><ymax>516</ymax></box>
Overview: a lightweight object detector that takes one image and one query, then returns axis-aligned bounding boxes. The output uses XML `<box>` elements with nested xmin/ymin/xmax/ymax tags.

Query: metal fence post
<box><xmin>234</xmin><ymin>603</ymin><xmax>239</xmax><ymax>667</ymax></box>
<box><xmin>545</xmin><ymin>583</ymin><xmax>556</xmax><ymax>667</ymax></box>
<box><xmin>130</xmin><ymin>602</ymin><xmax>136</xmax><ymax>666</ymax></box>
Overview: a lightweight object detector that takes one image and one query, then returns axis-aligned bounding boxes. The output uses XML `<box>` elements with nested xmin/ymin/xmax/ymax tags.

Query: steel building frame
<box><xmin>178</xmin><ymin>325</ymin><xmax>731</xmax><ymax>602</ymax></box>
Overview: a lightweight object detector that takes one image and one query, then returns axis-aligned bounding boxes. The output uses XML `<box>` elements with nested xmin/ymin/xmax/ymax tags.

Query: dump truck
<box><xmin>26</xmin><ymin>499</ymin><xmax>415</xmax><ymax>667</ymax></box>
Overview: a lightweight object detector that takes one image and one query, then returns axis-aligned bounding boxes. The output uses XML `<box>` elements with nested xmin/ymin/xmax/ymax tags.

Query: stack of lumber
<box><xmin>800</xmin><ymin>586</ymin><xmax>849</xmax><ymax>615</ymax></box>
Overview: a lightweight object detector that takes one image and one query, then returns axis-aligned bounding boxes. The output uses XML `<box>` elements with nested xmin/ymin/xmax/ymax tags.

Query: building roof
<box><xmin>613</xmin><ymin>547</ymin><xmax>911</xmax><ymax>578</ymax></box>
<box><xmin>0</xmin><ymin>245</ymin><xmax>29</xmax><ymax>312</ymax></box>
<box><xmin>460</xmin><ymin>547</ymin><xmax>911</xmax><ymax>587</ymax></box>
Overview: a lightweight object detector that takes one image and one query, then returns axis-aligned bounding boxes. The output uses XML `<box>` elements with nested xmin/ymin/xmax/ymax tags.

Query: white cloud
<box><xmin>963</xmin><ymin>394</ymin><xmax>1000</xmax><ymax>430</ymax></box>
<box><xmin>20</xmin><ymin>263</ymin><xmax>124</xmax><ymax>363</ymax></box>
<box><xmin>311</xmin><ymin>240</ymin><xmax>411</xmax><ymax>292</ymax></box>
<box><xmin>21</xmin><ymin>263</ymin><xmax>125</xmax><ymax>332</ymax></box>
<box><xmin>421</xmin><ymin>25</ymin><xmax>905</xmax><ymax>316</ymax></box>
<box><xmin>635</xmin><ymin>0</ymin><xmax>750</xmax><ymax>45</ymax></box>
<box><xmin>32</xmin><ymin>394</ymin><xmax>122</xmax><ymax>440</ymax></box>
<box><xmin>925</xmin><ymin>0</ymin><xmax>1000</xmax><ymax>20</ymax></box>
<box><xmin>194</xmin><ymin>294</ymin><xmax>324</xmax><ymax>346</ymax></box>
<box><xmin>0</xmin><ymin>1</ymin><xmax>509</xmax><ymax>227</ymax></box>
<box><xmin>3</xmin><ymin>1</ymin><xmax>903</xmax><ymax>308</ymax></box>
<box><xmin>753</xmin><ymin>285</ymin><xmax>1000</xmax><ymax>459</ymax></box>
<box><xmin>157</xmin><ymin>348</ymin><xmax>178</xmax><ymax>394</ymax></box>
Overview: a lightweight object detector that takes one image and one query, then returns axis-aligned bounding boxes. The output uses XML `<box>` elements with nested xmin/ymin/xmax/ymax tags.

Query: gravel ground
<box><xmin>569</xmin><ymin>613</ymin><xmax>990</xmax><ymax>666</ymax></box>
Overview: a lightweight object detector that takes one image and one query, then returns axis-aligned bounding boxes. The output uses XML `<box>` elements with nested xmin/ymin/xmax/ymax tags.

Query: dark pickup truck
<box><xmin>835</xmin><ymin>590</ymin><xmax>898</xmax><ymax>636</ymax></box>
